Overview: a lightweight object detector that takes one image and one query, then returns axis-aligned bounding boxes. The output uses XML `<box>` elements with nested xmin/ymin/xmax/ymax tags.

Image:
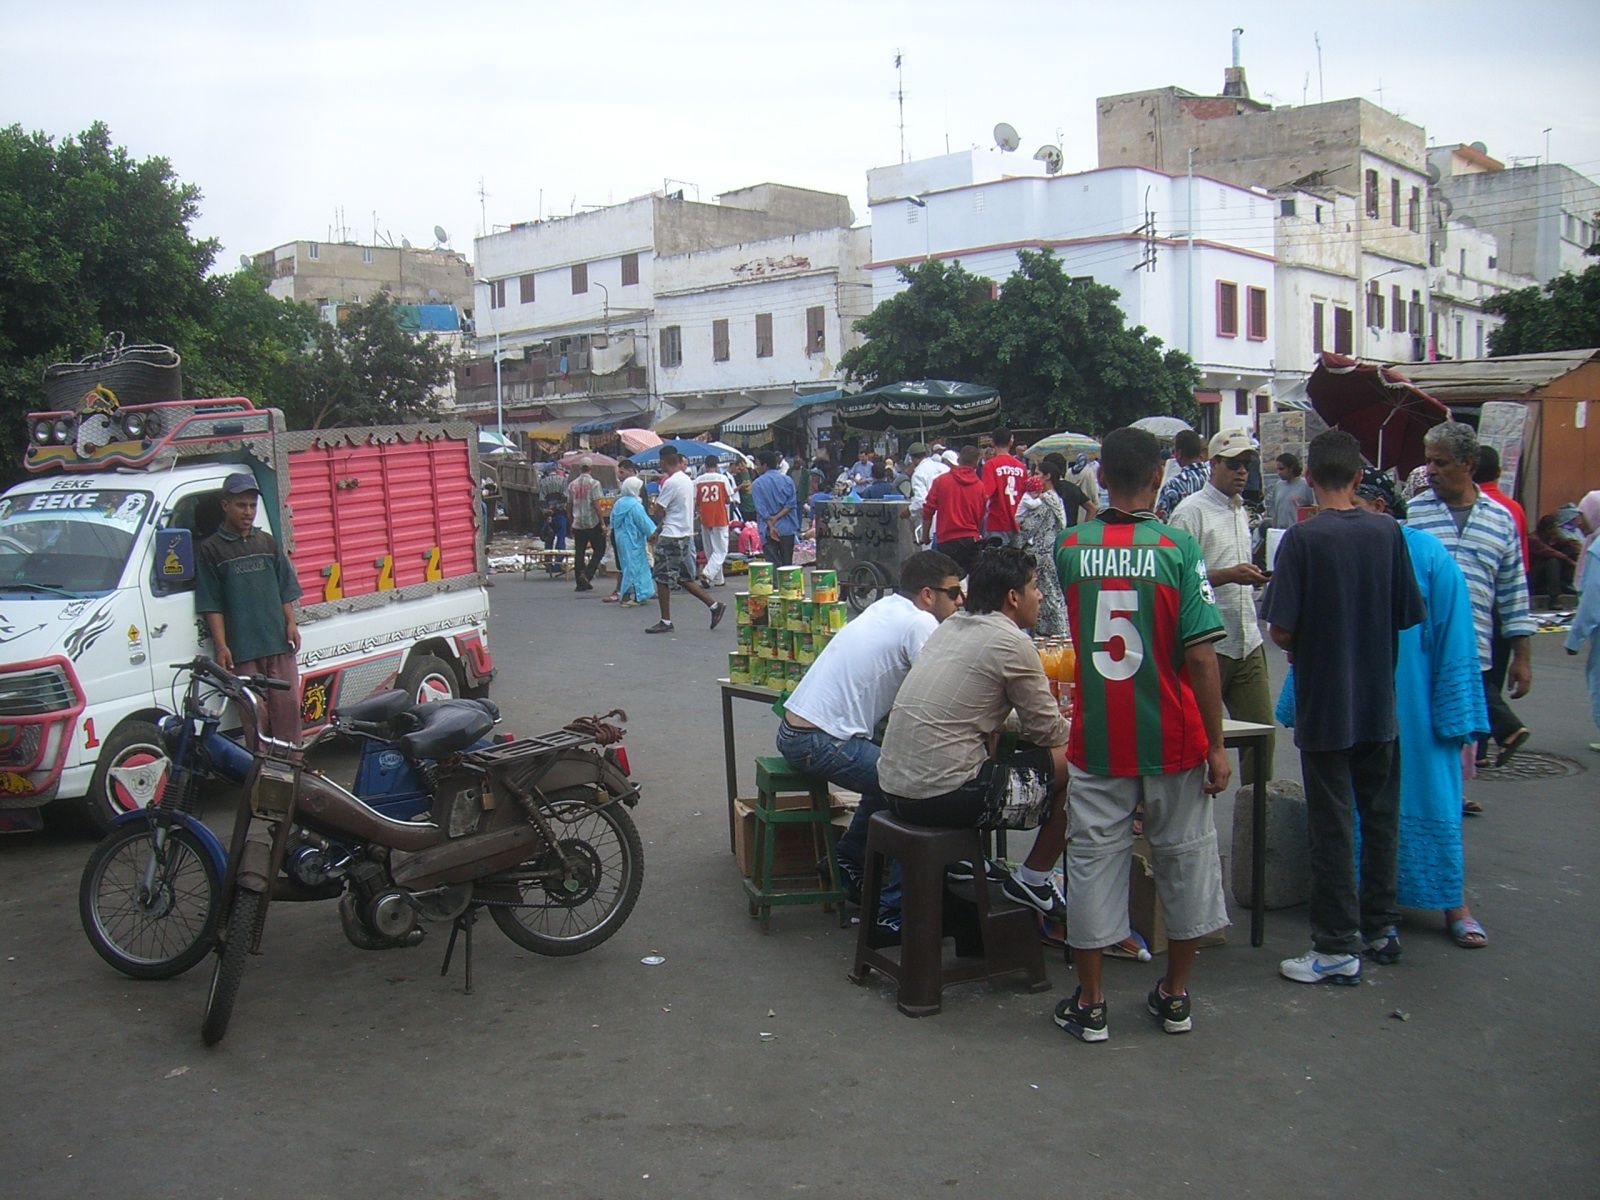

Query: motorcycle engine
<box><xmin>368</xmin><ymin>889</ymin><xmax>418</xmax><ymax>939</ymax></box>
<box><xmin>284</xmin><ymin>832</ymin><xmax>344</xmax><ymax>888</ymax></box>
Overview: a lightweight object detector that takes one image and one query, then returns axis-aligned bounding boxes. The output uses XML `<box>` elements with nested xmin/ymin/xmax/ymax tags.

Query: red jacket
<box><xmin>983</xmin><ymin>453</ymin><xmax>1028</xmax><ymax>533</ymax></box>
<box><xmin>1480</xmin><ymin>482</ymin><xmax>1529</xmax><ymax>574</ymax></box>
<box><xmin>924</xmin><ymin>466</ymin><xmax>987</xmax><ymax>542</ymax></box>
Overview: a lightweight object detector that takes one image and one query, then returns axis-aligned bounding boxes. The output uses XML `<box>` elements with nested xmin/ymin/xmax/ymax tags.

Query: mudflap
<box><xmin>110</xmin><ymin>808</ymin><xmax>229</xmax><ymax>878</ymax></box>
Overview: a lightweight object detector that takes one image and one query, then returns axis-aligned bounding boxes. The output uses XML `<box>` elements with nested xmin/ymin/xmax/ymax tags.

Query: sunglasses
<box><xmin>932</xmin><ymin>585</ymin><xmax>965</xmax><ymax>601</ymax></box>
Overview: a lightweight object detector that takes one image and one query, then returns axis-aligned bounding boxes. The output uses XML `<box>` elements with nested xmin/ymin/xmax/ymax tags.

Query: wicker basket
<box><xmin>43</xmin><ymin>333</ymin><xmax>183</xmax><ymax>410</ymax></box>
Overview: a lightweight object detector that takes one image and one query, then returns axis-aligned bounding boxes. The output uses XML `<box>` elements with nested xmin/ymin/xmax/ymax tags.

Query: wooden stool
<box><xmin>847</xmin><ymin>811</ymin><xmax>1048</xmax><ymax>1017</ymax></box>
<box><xmin>742</xmin><ymin>756</ymin><xmax>847</xmax><ymax>932</ymax></box>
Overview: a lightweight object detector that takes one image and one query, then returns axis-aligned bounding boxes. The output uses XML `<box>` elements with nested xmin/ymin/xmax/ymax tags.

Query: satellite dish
<box><xmin>1426</xmin><ymin>160</ymin><xmax>1442</xmax><ymax>185</ymax></box>
<box><xmin>1034</xmin><ymin>144</ymin><xmax>1064</xmax><ymax>175</ymax></box>
<box><xmin>433</xmin><ymin>224</ymin><xmax>449</xmax><ymax>244</ymax></box>
<box><xmin>402</xmin><ymin>237</ymin><xmax>412</xmax><ymax>250</ymax></box>
<box><xmin>1469</xmin><ymin>141</ymin><xmax>1488</xmax><ymax>155</ymax></box>
<box><xmin>994</xmin><ymin>123</ymin><xmax>1021</xmax><ymax>152</ymax></box>
<box><xmin>238</xmin><ymin>253</ymin><xmax>252</xmax><ymax>269</ymax></box>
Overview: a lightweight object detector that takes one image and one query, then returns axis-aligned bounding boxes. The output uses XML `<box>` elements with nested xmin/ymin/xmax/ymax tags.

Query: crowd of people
<box><xmin>757</xmin><ymin>418</ymin><xmax>1600</xmax><ymax>1045</ymax></box>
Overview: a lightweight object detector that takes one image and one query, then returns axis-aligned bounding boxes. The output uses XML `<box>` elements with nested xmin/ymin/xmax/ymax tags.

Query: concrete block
<box><xmin>1230</xmin><ymin>779</ymin><xmax>1311</xmax><ymax>910</ymax></box>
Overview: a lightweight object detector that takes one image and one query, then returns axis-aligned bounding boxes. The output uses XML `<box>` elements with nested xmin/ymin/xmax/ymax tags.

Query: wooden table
<box><xmin>1221</xmin><ymin>718</ymin><xmax>1275</xmax><ymax>947</ymax></box>
<box><xmin>718</xmin><ymin>681</ymin><xmax>1278</xmax><ymax>945</ymax></box>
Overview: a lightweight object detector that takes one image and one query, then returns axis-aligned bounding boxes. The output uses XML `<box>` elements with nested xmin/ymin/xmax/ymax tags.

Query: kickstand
<box><xmin>440</xmin><ymin>906</ymin><xmax>479</xmax><ymax>994</ymax></box>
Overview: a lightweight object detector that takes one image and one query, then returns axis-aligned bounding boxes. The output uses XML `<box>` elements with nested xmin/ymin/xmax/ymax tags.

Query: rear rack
<box><xmin>463</xmin><ymin>729</ymin><xmax>599</xmax><ymax>768</ymax></box>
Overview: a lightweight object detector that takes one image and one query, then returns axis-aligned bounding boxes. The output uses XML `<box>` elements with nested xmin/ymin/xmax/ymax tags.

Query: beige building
<box><xmin>253</xmin><ymin>241</ymin><xmax>475</xmax><ymax>311</ymax></box>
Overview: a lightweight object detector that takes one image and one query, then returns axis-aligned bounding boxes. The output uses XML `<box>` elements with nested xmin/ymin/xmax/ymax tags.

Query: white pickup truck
<box><xmin>0</xmin><ymin>394</ymin><xmax>494</xmax><ymax>831</ymax></box>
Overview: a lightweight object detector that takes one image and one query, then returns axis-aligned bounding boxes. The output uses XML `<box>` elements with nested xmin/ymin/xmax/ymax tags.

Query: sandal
<box><xmin>1131</xmin><ymin>803</ymin><xmax>1146</xmax><ymax>838</ymax></box>
<box><xmin>1448</xmin><ymin>915</ymin><xmax>1488</xmax><ymax>948</ymax></box>
<box><xmin>1494</xmin><ymin>728</ymin><xmax>1530</xmax><ymax>768</ymax></box>
<box><xmin>1462</xmin><ymin>799</ymin><xmax>1485</xmax><ymax>817</ymax></box>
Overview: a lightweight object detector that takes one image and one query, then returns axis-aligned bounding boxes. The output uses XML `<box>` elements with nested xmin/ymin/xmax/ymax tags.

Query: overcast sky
<box><xmin>6</xmin><ymin>0</ymin><xmax>1597</xmax><ymax>272</ymax></box>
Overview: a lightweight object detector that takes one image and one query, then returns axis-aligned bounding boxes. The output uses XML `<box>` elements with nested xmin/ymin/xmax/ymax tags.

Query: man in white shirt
<box><xmin>1168</xmin><ymin>429</ymin><xmax>1275</xmax><ymax>779</ymax></box>
<box><xmin>777</xmin><ymin>551</ymin><xmax>964</xmax><ymax>926</ymax></box>
<box><xmin>908</xmin><ymin>442</ymin><xmax>950</xmax><ymax>545</ymax></box>
<box><xmin>693</xmin><ymin>454</ymin><xmax>736</xmax><ymax>587</ymax></box>
<box><xmin>646</xmin><ymin>446</ymin><xmax>728</xmax><ymax>634</ymax></box>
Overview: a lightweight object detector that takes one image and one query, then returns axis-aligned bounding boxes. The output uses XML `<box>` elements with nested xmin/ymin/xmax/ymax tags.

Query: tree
<box><xmin>286</xmin><ymin>293</ymin><xmax>453</xmax><ymax>429</ymax></box>
<box><xmin>840</xmin><ymin>249</ymin><xmax>1199</xmax><ymax>433</ymax></box>
<box><xmin>180</xmin><ymin>266</ymin><xmax>321</xmax><ymax>415</ymax></box>
<box><xmin>1484</xmin><ymin>265</ymin><xmax>1600</xmax><ymax>357</ymax></box>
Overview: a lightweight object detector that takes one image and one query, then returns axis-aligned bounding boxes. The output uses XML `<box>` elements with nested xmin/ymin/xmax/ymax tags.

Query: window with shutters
<box><xmin>1247</xmin><ymin>286</ymin><xmax>1267</xmax><ymax>340</ymax></box>
<box><xmin>1390</xmin><ymin>178</ymin><xmax>1402</xmax><ymax>227</ymax></box>
<box><xmin>1391</xmin><ymin>285</ymin><xmax>1405</xmax><ymax>333</ymax></box>
<box><xmin>1234</xmin><ymin>390</ymin><xmax>1250</xmax><ymax>416</ymax></box>
<box><xmin>307</xmin><ymin>242</ymin><xmax>320</xmax><ymax>260</ymax></box>
<box><xmin>1366</xmin><ymin>281</ymin><xmax>1385</xmax><ymax>329</ymax></box>
<box><xmin>1409</xmin><ymin>291</ymin><xmax>1424</xmax><ymax>337</ymax></box>
<box><xmin>1312</xmin><ymin>301</ymin><xmax>1326</xmax><ymax>354</ymax></box>
<box><xmin>490</xmin><ymin>278</ymin><xmax>506</xmax><ymax>309</ymax></box>
<box><xmin>519</xmin><ymin>273</ymin><xmax>535</xmax><ymax>304</ymax></box>
<box><xmin>1334</xmin><ymin>305</ymin><xmax>1354</xmax><ymax>354</ymax></box>
<box><xmin>806</xmin><ymin>306</ymin><xmax>826</xmax><ymax>355</ymax></box>
<box><xmin>620</xmin><ymin>253</ymin><xmax>639</xmax><ymax>286</ymax></box>
<box><xmin>660</xmin><ymin>325</ymin><xmax>682</xmax><ymax>368</ymax></box>
<box><xmin>1408</xmin><ymin>187</ymin><xmax>1421</xmax><ymax>232</ymax></box>
<box><xmin>1216</xmin><ymin>281</ymin><xmax>1238</xmax><ymax>337</ymax></box>
<box><xmin>1365</xmin><ymin>170</ymin><xmax>1380</xmax><ymax>219</ymax></box>
<box><xmin>362</xmin><ymin>247</ymin><xmax>373</xmax><ymax>264</ymax></box>
<box><xmin>712</xmin><ymin>318</ymin><xmax>730</xmax><ymax>363</ymax></box>
<box><xmin>755</xmin><ymin>312</ymin><xmax>773</xmax><ymax>358</ymax></box>
<box><xmin>571</xmin><ymin>262</ymin><xmax>587</xmax><ymax>294</ymax></box>
<box><xmin>1280</xmin><ymin>198</ymin><xmax>1297</xmax><ymax>218</ymax></box>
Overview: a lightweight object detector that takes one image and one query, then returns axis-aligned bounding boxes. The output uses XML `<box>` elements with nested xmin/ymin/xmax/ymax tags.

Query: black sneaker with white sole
<box><xmin>1054</xmin><ymin>987</ymin><xmax>1108</xmax><ymax>1043</ymax></box>
<box><xmin>1001</xmin><ymin>870</ymin><xmax>1068</xmax><ymax>921</ymax></box>
<box><xmin>818</xmin><ymin>855</ymin><xmax>863</xmax><ymax>906</ymax></box>
<box><xmin>946</xmin><ymin>858</ymin><xmax>1008</xmax><ymax>884</ymax></box>
<box><xmin>1363</xmin><ymin>930</ymin><xmax>1402</xmax><ymax>965</ymax></box>
<box><xmin>1146</xmin><ymin>978</ymin><xmax>1192</xmax><ymax>1034</ymax></box>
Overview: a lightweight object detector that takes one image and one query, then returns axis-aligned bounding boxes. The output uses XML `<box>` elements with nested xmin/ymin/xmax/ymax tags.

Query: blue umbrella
<box><xmin>626</xmin><ymin>438</ymin><xmax>742</xmax><ymax>466</ymax></box>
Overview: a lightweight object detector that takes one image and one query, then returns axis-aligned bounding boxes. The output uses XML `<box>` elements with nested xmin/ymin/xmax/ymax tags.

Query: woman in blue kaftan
<box><xmin>609</xmin><ymin>476</ymin><xmax>657</xmax><ymax>605</ymax></box>
<box><xmin>1277</xmin><ymin>469</ymin><xmax>1489</xmax><ymax>946</ymax></box>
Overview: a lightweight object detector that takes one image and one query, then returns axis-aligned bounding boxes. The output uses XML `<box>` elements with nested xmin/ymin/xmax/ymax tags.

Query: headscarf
<box><xmin>1355</xmin><ymin>467</ymin><xmax>1406</xmax><ymax>519</ymax></box>
<box><xmin>1578</xmin><ymin>489</ymin><xmax>1600</xmax><ymax>586</ymax></box>
<box><xmin>621</xmin><ymin>476</ymin><xmax>644</xmax><ymax>498</ymax></box>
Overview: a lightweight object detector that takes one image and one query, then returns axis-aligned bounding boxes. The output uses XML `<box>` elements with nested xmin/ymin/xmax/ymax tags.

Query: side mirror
<box><xmin>153</xmin><ymin>528</ymin><xmax>194</xmax><ymax>594</ymax></box>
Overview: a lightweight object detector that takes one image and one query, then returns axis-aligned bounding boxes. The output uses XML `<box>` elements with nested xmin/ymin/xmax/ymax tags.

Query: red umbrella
<box><xmin>1306</xmin><ymin>352</ymin><xmax>1451</xmax><ymax>474</ymax></box>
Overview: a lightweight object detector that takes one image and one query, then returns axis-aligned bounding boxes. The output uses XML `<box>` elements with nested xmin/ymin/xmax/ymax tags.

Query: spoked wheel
<box><xmin>843</xmin><ymin>560</ymin><xmax>891</xmax><ymax>614</ymax></box>
<box><xmin>80</xmin><ymin>823</ymin><xmax>221</xmax><ymax>979</ymax></box>
<box><xmin>201</xmin><ymin>887</ymin><xmax>261</xmax><ymax>1047</ymax></box>
<box><xmin>486</xmin><ymin>792</ymin><xmax>643</xmax><ymax>957</ymax></box>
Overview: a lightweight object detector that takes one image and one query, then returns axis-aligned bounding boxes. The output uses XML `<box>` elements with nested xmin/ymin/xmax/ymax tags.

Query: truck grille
<box><xmin>0</xmin><ymin>668</ymin><xmax>76</xmax><ymax>716</ymax></box>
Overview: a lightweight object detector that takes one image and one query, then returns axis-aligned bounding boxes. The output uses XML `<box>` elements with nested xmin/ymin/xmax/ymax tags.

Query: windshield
<box><xmin>0</xmin><ymin>488</ymin><xmax>150</xmax><ymax>597</ymax></box>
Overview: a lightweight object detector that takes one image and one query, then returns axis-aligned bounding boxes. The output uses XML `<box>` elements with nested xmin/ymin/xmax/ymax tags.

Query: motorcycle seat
<box><xmin>399</xmin><ymin>698</ymin><xmax>497</xmax><ymax>762</ymax></box>
<box><xmin>332</xmin><ymin>689</ymin><xmax>412</xmax><ymax>725</ymax></box>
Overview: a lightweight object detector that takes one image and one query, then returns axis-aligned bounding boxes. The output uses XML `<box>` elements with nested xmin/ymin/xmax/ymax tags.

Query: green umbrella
<box><xmin>835</xmin><ymin>380</ymin><xmax>1000</xmax><ymax>432</ymax></box>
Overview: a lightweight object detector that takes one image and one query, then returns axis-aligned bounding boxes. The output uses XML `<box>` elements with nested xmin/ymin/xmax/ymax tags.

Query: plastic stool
<box><xmin>742</xmin><ymin>756</ymin><xmax>847</xmax><ymax>932</ymax></box>
<box><xmin>847</xmin><ymin>811</ymin><xmax>1048</xmax><ymax>1017</ymax></box>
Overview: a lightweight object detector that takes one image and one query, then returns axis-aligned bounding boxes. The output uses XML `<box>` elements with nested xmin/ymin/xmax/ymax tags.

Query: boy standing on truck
<box><xmin>196</xmin><ymin>472</ymin><xmax>304</xmax><ymax>745</ymax></box>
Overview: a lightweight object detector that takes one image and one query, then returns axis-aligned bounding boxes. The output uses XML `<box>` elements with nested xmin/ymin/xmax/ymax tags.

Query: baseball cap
<box><xmin>907</xmin><ymin>442</ymin><xmax>929</xmax><ymax>456</ymax></box>
<box><xmin>1208</xmin><ymin>430</ymin><xmax>1258</xmax><ymax>459</ymax></box>
<box><xmin>941</xmin><ymin>450</ymin><xmax>959</xmax><ymax>466</ymax></box>
<box><xmin>222</xmin><ymin>472</ymin><xmax>260</xmax><ymax>495</ymax></box>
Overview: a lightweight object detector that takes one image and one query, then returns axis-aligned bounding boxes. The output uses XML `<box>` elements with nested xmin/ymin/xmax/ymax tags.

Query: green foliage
<box><xmin>1483</xmin><ymin>265</ymin><xmax>1600</xmax><ymax>357</ymax></box>
<box><xmin>840</xmin><ymin>249</ymin><xmax>1199</xmax><ymax>434</ymax></box>
<box><xmin>0</xmin><ymin>122</ymin><xmax>459</xmax><ymax>479</ymax></box>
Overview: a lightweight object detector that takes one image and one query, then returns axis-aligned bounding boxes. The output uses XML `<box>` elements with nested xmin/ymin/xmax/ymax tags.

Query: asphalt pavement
<box><xmin>2</xmin><ymin>569</ymin><xmax>1595</xmax><ymax>1200</ymax></box>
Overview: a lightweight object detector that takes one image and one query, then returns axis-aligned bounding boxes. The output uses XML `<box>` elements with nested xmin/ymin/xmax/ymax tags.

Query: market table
<box><xmin>718</xmin><ymin>680</ymin><xmax>1278</xmax><ymax>946</ymax></box>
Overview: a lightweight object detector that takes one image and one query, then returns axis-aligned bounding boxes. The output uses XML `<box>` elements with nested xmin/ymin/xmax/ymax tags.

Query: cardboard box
<box><xmin>732</xmin><ymin>794</ymin><xmax>851</xmax><ymax>880</ymax></box>
<box><xmin>1128</xmin><ymin>837</ymin><xmax>1228</xmax><ymax>955</ymax></box>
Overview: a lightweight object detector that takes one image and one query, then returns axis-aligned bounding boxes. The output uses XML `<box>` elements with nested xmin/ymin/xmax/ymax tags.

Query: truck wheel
<box><xmin>397</xmin><ymin>653</ymin><xmax>459</xmax><ymax>706</ymax></box>
<box><xmin>78</xmin><ymin>719</ymin><xmax>168</xmax><ymax>837</ymax></box>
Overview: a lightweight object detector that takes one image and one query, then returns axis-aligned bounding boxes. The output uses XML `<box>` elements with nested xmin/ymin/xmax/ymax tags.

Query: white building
<box><xmin>865</xmin><ymin>150</ymin><xmax>1278</xmax><ymax>433</ymax></box>
<box><xmin>467</xmin><ymin>185</ymin><xmax>853</xmax><ymax>439</ymax></box>
<box><xmin>1427</xmin><ymin>219</ymin><xmax>1534</xmax><ymax>361</ymax></box>
<box><xmin>651</xmin><ymin>226</ymin><xmax>870</xmax><ymax>445</ymax></box>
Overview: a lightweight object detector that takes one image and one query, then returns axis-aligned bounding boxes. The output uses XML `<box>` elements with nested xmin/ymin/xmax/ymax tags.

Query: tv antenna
<box><xmin>994</xmin><ymin>122</ymin><xmax>1021</xmax><ymax>153</ymax></box>
<box><xmin>894</xmin><ymin>50</ymin><xmax>906</xmax><ymax>163</ymax></box>
<box><xmin>1034</xmin><ymin>144</ymin><xmax>1064</xmax><ymax>175</ymax></box>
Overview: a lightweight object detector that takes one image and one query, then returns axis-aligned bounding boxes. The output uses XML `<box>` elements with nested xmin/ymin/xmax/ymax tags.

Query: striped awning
<box><xmin>656</xmin><ymin>405</ymin><xmax>751</xmax><ymax>436</ymax></box>
<box><xmin>719</xmin><ymin>402</ymin><xmax>801</xmax><ymax>434</ymax></box>
<box><xmin>523</xmin><ymin>418</ymin><xmax>577</xmax><ymax>439</ymax></box>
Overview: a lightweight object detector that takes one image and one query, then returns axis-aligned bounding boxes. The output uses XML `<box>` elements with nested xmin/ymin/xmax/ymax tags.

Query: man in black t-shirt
<box><xmin>1261</xmin><ymin>432</ymin><xmax>1425</xmax><ymax>987</ymax></box>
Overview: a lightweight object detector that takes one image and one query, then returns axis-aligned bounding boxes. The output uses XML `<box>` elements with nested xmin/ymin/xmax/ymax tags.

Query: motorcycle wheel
<box><xmin>80</xmin><ymin>823</ymin><xmax>221</xmax><ymax>980</ymax></box>
<box><xmin>487</xmin><ymin>793</ymin><xmax>643</xmax><ymax>957</ymax></box>
<box><xmin>201</xmin><ymin>887</ymin><xmax>260</xmax><ymax>1047</ymax></box>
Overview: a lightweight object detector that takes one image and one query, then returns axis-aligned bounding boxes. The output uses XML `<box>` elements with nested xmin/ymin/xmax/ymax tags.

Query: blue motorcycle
<box><xmin>79</xmin><ymin>659</ymin><xmax>511</xmax><ymax>979</ymax></box>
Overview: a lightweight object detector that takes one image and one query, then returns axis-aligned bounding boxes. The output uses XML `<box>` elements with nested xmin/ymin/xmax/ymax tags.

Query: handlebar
<box><xmin>168</xmin><ymin>657</ymin><xmax>292</xmax><ymax>693</ymax></box>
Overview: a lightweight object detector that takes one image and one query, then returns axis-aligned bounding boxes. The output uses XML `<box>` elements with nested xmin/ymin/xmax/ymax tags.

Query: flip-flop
<box><xmin>1494</xmin><ymin>728</ymin><xmax>1531</xmax><ymax>768</ymax></box>
<box><xmin>1448</xmin><ymin>915</ymin><xmax>1488</xmax><ymax>948</ymax></box>
<box><xmin>1462</xmin><ymin>799</ymin><xmax>1485</xmax><ymax>817</ymax></box>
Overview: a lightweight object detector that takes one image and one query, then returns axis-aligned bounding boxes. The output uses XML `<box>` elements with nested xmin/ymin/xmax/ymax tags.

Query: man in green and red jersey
<box><xmin>1053</xmin><ymin>426</ymin><xmax>1231</xmax><ymax>1043</ymax></box>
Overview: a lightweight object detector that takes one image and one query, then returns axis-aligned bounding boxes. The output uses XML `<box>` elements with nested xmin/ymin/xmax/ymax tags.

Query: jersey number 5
<box><xmin>1092</xmin><ymin>589</ymin><xmax>1144</xmax><ymax>681</ymax></box>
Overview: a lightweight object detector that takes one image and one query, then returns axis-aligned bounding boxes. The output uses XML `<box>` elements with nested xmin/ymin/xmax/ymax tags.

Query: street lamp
<box><xmin>473</xmin><ymin>278</ymin><xmax>504</xmax><ymax>444</ymax></box>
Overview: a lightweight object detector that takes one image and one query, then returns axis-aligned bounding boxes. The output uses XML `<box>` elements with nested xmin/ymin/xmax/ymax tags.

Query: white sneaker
<box><xmin>1279</xmin><ymin>950</ymin><xmax>1362</xmax><ymax>986</ymax></box>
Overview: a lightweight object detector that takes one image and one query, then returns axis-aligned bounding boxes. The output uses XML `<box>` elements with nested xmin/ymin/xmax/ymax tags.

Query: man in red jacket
<box><xmin>983</xmin><ymin>428</ymin><xmax>1029</xmax><ymax>545</ymax></box>
<box><xmin>924</xmin><ymin>444</ymin><xmax>989</xmax><ymax>577</ymax></box>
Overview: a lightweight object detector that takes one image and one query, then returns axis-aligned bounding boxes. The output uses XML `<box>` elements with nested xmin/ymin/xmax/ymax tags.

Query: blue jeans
<box><xmin>775</xmin><ymin>721</ymin><xmax>900</xmax><ymax>918</ymax></box>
